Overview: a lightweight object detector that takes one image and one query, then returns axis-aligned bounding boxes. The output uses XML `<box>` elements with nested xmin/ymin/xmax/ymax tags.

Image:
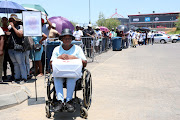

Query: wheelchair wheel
<box><xmin>47</xmin><ymin>77</ymin><xmax>56</xmax><ymax>102</ymax></box>
<box><xmin>45</xmin><ymin>102</ymin><xmax>51</xmax><ymax>118</ymax></box>
<box><xmin>82</xmin><ymin>69</ymin><xmax>92</xmax><ymax>109</ymax></box>
<box><xmin>80</xmin><ymin>106</ymin><xmax>88</xmax><ymax>119</ymax></box>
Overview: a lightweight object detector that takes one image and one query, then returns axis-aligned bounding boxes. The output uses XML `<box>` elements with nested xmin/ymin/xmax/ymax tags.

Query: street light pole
<box><xmin>89</xmin><ymin>0</ymin><xmax>91</xmax><ymax>24</ymax></box>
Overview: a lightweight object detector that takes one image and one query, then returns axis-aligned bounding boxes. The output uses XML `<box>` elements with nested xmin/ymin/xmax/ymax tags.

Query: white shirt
<box><xmin>95</xmin><ymin>30</ymin><xmax>102</xmax><ymax>38</ymax></box>
<box><xmin>132</xmin><ymin>32</ymin><xmax>136</xmax><ymax>39</ymax></box>
<box><xmin>73</xmin><ymin>30</ymin><xmax>83</xmax><ymax>41</ymax></box>
<box><xmin>151</xmin><ymin>33</ymin><xmax>155</xmax><ymax>38</ymax></box>
<box><xmin>0</xmin><ymin>27</ymin><xmax>5</xmax><ymax>36</ymax></box>
<box><xmin>42</xmin><ymin>24</ymin><xmax>50</xmax><ymax>38</ymax></box>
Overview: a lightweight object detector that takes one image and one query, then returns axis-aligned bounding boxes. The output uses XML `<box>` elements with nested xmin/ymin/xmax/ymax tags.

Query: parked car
<box><xmin>170</xmin><ymin>34</ymin><xmax>180</xmax><ymax>43</ymax></box>
<box><xmin>154</xmin><ymin>33</ymin><xmax>171</xmax><ymax>44</ymax></box>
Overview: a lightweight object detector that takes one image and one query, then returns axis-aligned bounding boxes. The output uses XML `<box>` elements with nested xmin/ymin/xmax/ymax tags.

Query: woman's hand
<box><xmin>57</xmin><ymin>54</ymin><xmax>69</xmax><ymax>60</ymax></box>
<box><xmin>57</xmin><ymin>54</ymin><xmax>78</xmax><ymax>60</ymax></box>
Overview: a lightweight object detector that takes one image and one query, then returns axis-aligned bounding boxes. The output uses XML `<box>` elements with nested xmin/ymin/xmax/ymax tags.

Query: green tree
<box><xmin>104</xmin><ymin>18</ymin><xmax>121</xmax><ymax>30</ymax></box>
<box><xmin>175</xmin><ymin>14</ymin><xmax>180</xmax><ymax>30</ymax></box>
<box><xmin>96</xmin><ymin>12</ymin><xmax>121</xmax><ymax>30</ymax></box>
<box><xmin>96</xmin><ymin>12</ymin><xmax>106</xmax><ymax>26</ymax></box>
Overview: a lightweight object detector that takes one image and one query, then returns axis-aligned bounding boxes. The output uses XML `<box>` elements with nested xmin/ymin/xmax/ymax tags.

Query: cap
<box><xmin>88</xmin><ymin>24</ymin><xmax>92</xmax><ymax>27</ymax></box>
<box><xmin>52</xmin><ymin>23</ymin><xmax>56</xmax><ymax>28</ymax></box>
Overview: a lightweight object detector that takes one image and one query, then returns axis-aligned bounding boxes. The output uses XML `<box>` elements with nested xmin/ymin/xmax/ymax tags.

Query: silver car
<box><xmin>154</xmin><ymin>33</ymin><xmax>171</xmax><ymax>44</ymax></box>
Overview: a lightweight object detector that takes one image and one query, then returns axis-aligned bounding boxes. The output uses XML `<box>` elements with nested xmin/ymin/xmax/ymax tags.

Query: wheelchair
<box><xmin>45</xmin><ymin>68</ymin><xmax>92</xmax><ymax>119</ymax></box>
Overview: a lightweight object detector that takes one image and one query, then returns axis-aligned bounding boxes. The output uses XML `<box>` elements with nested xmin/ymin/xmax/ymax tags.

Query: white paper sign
<box><xmin>22</xmin><ymin>11</ymin><xmax>42</xmax><ymax>36</ymax></box>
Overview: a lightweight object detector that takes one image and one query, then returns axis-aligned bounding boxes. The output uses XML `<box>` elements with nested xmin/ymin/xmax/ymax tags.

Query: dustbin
<box><xmin>112</xmin><ymin>37</ymin><xmax>122</xmax><ymax>51</ymax></box>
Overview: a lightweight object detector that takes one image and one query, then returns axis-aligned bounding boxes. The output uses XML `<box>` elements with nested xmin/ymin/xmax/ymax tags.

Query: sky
<box><xmin>3</xmin><ymin>0</ymin><xmax>180</xmax><ymax>25</ymax></box>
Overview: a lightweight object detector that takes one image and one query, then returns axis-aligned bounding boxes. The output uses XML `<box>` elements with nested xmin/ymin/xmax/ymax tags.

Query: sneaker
<box><xmin>20</xmin><ymin>79</ymin><xmax>27</xmax><ymax>85</ymax></box>
<box><xmin>27</xmin><ymin>75</ymin><xmax>32</xmax><ymax>80</ymax></box>
<box><xmin>66</xmin><ymin>100</ymin><xmax>75</xmax><ymax>112</ymax></box>
<box><xmin>54</xmin><ymin>100</ymin><xmax>63</xmax><ymax>112</ymax></box>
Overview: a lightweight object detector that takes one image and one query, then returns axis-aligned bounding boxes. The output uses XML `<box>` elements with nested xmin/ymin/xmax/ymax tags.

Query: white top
<box><xmin>131</xmin><ymin>32</ymin><xmax>136</xmax><ymax>39</ymax></box>
<box><xmin>95</xmin><ymin>30</ymin><xmax>102</xmax><ymax>38</ymax></box>
<box><xmin>51</xmin><ymin>44</ymin><xmax>87</xmax><ymax>62</ymax></box>
<box><xmin>73</xmin><ymin>30</ymin><xmax>83</xmax><ymax>41</ymax></box>
<box><xmin>42</xmin><ymin>24</ymin><xmax>50</xmax><ymax>37</ymax></box>
<box><xmin>151</xmin><ymin>33</ymin><xmax>155</xmax><ymax>38</ymax></box>
<box><xmin>0</xmin><ymin>27</ymin><xmax>5</xmax><ymax>36</ymax></box>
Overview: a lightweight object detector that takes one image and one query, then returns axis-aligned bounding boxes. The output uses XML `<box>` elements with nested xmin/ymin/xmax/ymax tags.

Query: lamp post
<box><xmin>89</xmin><ymin>0</ymin><xmax>91</xmax><ymax>24</ymax></box>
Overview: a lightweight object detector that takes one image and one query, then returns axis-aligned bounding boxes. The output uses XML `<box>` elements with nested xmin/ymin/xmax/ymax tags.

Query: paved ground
<box><xmin>1</xmin><ymin>43</ymin><xmax>180</xmax><ymax>120</ymax></box>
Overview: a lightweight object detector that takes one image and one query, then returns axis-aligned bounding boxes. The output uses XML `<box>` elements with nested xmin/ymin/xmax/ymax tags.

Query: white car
<box><xmin>154</xmin><ymin>33</ymin><xmax>171</xmax><ymax>44</ymax></box>
<box><xmin>170</xmin><ymin>34</ymin><xmax>180</xmax><ymax>43</ymax></box>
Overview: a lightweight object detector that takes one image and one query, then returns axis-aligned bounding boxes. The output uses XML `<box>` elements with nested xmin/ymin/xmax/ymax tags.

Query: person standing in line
<box><xmin>73</xmin><ymin>24</ymin><xmax>83</xmax><ymax>41</ymax></box>
<box><xmin>0</xmin><ymin>26</ymin><xmax>5</xmax><ymax>83</ymax></box>
<box><xmin>49</xmin><ymin>23</ymin><xmax>60</xmax><ymax>41</ymax></box>
<box><xmin>1</xmin><ymin>17</ymin><xmax>14</xmax><ymax>81</ymax></box>
<box><xmin>131</xmin><ymin>30</ymin><xmax>137</xmax><ymax>48</ymax></box>
<box><xmin>7</xmin><ymin>14</ymin><xmax>27</xmax><ymax>84</ymax></box>
<box><xmin>147</xmin><ymin>32</ymin><xmax>151</xmax><ymax>44</ymax></box>
<box><xmin>94</xmin><ymin>26</ymin><xmax>101</xmax><ymax>53</ymax></box>
<box><xmin>151</xmin><ymin>31</ymin><xmax>155</xmax><ymax>45</ymax></box>
<box><xmin>83</xmin><ymin>24</ymin><xmax>95</xmax><ymax>57</ymax></box>
<box><xmin>127</xmin><ymin>30</ymin><xmax>132</xmax><ymax>48</ymax></box>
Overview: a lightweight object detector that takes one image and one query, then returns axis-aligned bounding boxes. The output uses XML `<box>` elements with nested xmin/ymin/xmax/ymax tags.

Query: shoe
<box><xmin>20</xmin><ymin>79</ymin><xmax>27</xmax><ymax>85</ymax></box>
<box><xmin>27</xmin><ymin>75</ymin><xmax>32</xmax><ymax>80</ymax></box>
<box><xmin>66</xmin><ymin>100</ymin><xmax>75</xmax><ymax>112</ymax></box>
<box><xmin>2</xmin><ymin>76</ymin><xmax>7</xmax><ymax>80</ymax></box>
<box><xmin>54</xmin><ymin>100</ymin><xmax>63</xmax><ymax>112</ymax></box>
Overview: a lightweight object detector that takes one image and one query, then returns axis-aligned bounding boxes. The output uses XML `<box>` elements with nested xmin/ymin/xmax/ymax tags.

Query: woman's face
<box><xmin>62</xmin><ymin>35</ymin><xmax>72</xmax><ymax>46</ymax></box>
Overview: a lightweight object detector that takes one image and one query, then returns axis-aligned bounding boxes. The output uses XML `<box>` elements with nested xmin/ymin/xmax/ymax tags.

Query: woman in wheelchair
<box><xmin>50</xmin><ymin>28</ymin><xmax>87</xmax><ymax>112</ymax></box>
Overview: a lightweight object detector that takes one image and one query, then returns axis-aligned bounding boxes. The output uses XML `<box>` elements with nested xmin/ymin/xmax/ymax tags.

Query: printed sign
<box><xmin>145</xmin><ymin>17</ymin><xmax>150</xmax><ymax>22</ymax></box>
<box><xmin>22</xmin><ymin>11</ymin><xmax>42</xmax><ymax>36</ymax></box>
<box><xmin>133</xmin><ymin>18</ymin><xmax>139</xmax><ymax>22</ymax></box>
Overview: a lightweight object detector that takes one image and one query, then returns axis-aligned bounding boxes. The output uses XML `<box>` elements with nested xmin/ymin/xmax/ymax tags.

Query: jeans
<box><xmin>54</xmin><ymin>77</ymin><xmax>79</xmax><ymax>103</ymax></box>
<box><xmin>0</xmin><ymin>54</ymin><xmax>4</xmax><ymax>82</ymax></box>
<box><xmin>128</xmin><ymin>38</ymin><xmax>131</xmax><ymax>47</ymax></box>
<box><xmin>24</xmin><ymin>50</ymin><xmax>30</xmax><ymax>76</ymax></box>
<box><xmin>8</xmin><ymin>49</ymin><xmax>27</xmax><ymax>80</ymax></box>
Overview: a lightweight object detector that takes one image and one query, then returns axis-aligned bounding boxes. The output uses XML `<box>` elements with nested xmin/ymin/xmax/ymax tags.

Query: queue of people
<box><xmin>0</xmin><ymin>13</ymin><xmax>155</xmax><ymax>84</ymax></box>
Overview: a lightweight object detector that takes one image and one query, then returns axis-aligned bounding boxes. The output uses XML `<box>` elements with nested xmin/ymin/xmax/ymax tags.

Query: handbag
<box><xmin>11</xmin><ymin>35</ymin><xmax>24</xmax><ymax>51</ymax></box>
<box><xmin>34</xmin><ymin>44</ymin><xmax>41</xmax><ymax>51</ymax></box>
<box><xmin>23</xmin><ymin>36</ymin><xmax>34</xmax><ymax>51</ymax></box>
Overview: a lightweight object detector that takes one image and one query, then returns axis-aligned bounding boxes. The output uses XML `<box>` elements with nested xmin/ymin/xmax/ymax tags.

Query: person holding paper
<box><xmin>50</xmin><ymin>28</ymin><xmax>87</xmax><ymax>112</ymax></box>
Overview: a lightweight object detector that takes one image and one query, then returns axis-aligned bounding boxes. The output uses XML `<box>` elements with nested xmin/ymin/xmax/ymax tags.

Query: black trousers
<box><xmin>3</xmin><ymin>49</ymin><xmax>14</xmax><ymax>77</ymax></box>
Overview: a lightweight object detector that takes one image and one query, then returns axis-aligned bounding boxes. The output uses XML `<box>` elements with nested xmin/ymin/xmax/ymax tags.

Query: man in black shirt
<box><xmin>83</xmin><ymin>24</ymin><xmax>95</xmax><ymax>57</ymax></box>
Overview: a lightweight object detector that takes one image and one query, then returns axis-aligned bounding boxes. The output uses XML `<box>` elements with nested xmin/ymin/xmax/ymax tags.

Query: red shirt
<box><xmin>1</xmin><ymin>27</ymin><xmax>8</xmax><ymax>32</ymax></box>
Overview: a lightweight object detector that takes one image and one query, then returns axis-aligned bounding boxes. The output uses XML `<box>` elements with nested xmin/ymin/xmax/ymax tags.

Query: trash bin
<box><xmin>112</xmin><ymin>37</ymin><xmax>122</xmax><ymax>51</ymax></box>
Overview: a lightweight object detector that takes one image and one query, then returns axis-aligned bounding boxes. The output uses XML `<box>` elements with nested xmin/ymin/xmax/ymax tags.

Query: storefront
<box><xmin>128</xmin><ymin>12</ymin><xmax>180</xmax><ymax>28</ymax></box>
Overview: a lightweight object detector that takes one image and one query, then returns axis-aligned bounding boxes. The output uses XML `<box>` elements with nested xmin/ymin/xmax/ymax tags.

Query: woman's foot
<box><xmin>54</xmin><ymin>100</ymin><xmax>63</xmax><ymax>112</ymax></box>
<box><xmin>37</xmin><ymin>73</ymin><xmax>43</xmax><ymax>77</ymax></box>
<box><xmin>66</xmin><ymin>100</ymin><xmax>75</xmax><ymax>112</ymax></box>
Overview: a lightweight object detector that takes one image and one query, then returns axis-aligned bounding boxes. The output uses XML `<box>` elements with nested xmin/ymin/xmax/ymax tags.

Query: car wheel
<box><xmin>172</xmin><ymin>39</ymin><xmax>177</xmax><ymax>43</ymax></box>
<box><xmin>160</xmin><ymin>39</ymin><xmax>166</xmax><ymax>44</ymax></box>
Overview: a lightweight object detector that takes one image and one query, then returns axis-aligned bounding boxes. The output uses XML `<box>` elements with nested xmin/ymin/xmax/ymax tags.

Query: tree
<box><xmin>175</xmin><ymin>14</ymin><xmax>180</xmax><ymax>30</ymax></box>
<box><xmin>96</xmin><ymin>12</ymin><xmax>121</xmax><ymax>30</ymax></box>
<box><xmin>96</xmin><ymin>12</ymin><xmax>106</xmax><ymax>26</ymax></box>
<box><xmin>104</xmin><ymin>18</ymin><xmax>121</xmax><ymax>30</ymax></box>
